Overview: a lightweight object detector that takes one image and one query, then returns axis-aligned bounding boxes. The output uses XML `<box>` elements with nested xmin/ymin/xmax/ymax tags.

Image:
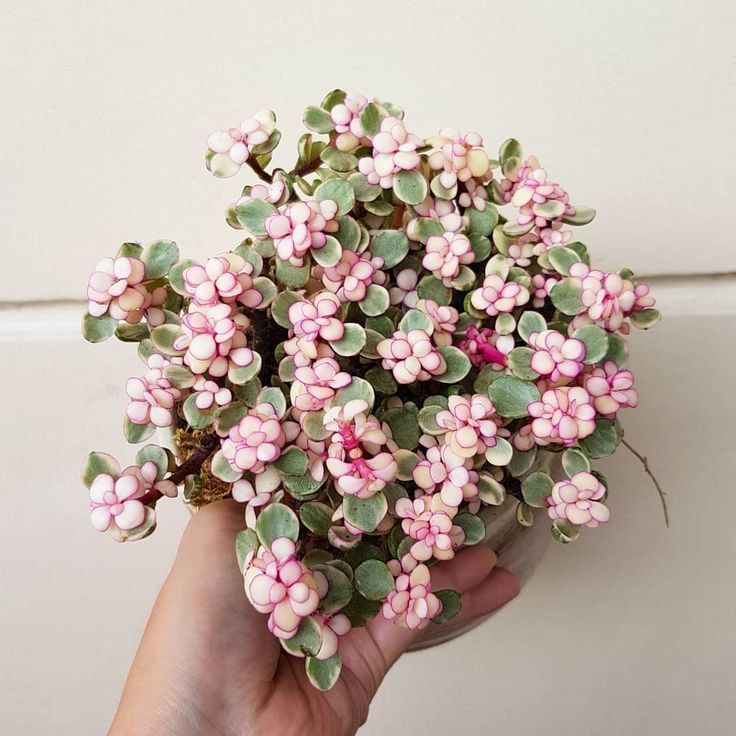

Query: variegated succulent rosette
<box><xmin>81</xmin><ymin>90</ymin><xmax>660</xmax><ymax>691</ymax></box>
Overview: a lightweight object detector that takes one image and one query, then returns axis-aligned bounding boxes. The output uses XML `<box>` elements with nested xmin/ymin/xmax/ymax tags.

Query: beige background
<box><xmin>1</xmin><ymin>1</ymin><xmax>734</xmax><ymax>734</ymax></box>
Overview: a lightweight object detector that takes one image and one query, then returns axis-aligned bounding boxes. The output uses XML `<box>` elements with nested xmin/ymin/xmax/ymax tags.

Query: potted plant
<box><xmin>81</xmin><ymin>89</ymin><xmax>662</xmax><ymax>690</ymax></box>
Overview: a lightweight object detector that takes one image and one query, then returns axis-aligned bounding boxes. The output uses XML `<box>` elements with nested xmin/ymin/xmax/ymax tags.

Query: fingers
<box><xmin>442</xmin><ymin>566</ymin><xmax>519</xmax><ymax>627</ymax></box>
<box><xmin>429</xmin><ymin>545</ymin><xmax>499</xmax><ymax>594</ymax></box>
<box><xmin>360</xmin><ymin>546</ymin><xmax>504</xmax><ymax>675</ymax></box>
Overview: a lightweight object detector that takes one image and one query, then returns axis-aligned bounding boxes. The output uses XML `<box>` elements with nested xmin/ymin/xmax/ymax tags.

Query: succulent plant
<box><xmin>81</xmin><ymin>89</ymin><xmax>661</xmax><ymax>691</ymax></box>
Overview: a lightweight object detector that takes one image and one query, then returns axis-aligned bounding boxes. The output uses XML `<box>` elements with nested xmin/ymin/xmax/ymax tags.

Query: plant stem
<box><xmin>621</xmin><ymin>439</ymin><xmax>670</xmax><ymax>527</ymax></box>
<box><xmin>290</xmin><ymin>155</ymin><xmax>323</xmax><ymax>178</ymax></box>
<box><xmin>246</xmin><ymin>158</ymin><xmax>273</xmax><ymax>183</ymax></box>
<box><xmin>140</xmin><ymin>433</ymin><xmax>219</xmax><ymax>506</ymax></box>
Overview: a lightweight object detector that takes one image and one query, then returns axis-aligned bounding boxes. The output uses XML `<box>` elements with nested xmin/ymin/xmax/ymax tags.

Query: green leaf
<box><xmin>108</xmin><ymin>505</ymin><xmax>157</xmax><ymax>542</ymax></box>
<box><xmin>436</xmin><ymin>345</ymin><xmax>471</xmax><ymax>383</ymax></box>
<box><xmin>430</xmin><ymin>174</ymin><xmax>457</xmax><ymax>200</ymax></box>
<box><xmin>477</xmin><ymin>473</ymin><xmax>506</xmax><ymax>505</ymax></box>
<box><xmin>81</xmin><ymin>313</ymin><xmax>117</xmax><ymax>343</ymax></box>
<box><xmin>282</xmin><ymin>616</ymin><xmax>323</xmax><ymax>657</ymax></box>
<box><xmin>546</xmin><ymin>246</ymin><xmax>581</xmax><ymax>276</ymax></box>
<box><xmin>282</xmin><ymin>473</ymin><xmax>323</xmax><ymax>500</ymax></box>
<box><xmin>364</xmin><ymin>198</ymin><xmax>394</xmax><ymax>217</ymax></box>
<box><xmin>394</xmin><ymin>449</ymin><xmax>420</xmax><ymax>481</ymax></box>
<box><xmin>521</xmin><ymin>472</ymin><xmax>554</xmax><ymax>508</ymax></box>
<box><xmin>276</xmin><ymin>255</ymin><xmax>312</xmax><ymax>288</ymax></box>
<box><xmin>228</xmin><ymin>352</ymin><xmax>262</xmax><ymax>385</ymax></box>
<box><xmin>334</xmin><ymin>377</ymin><xmax>375</xmax><ymax>410</ymax></box>
<box><xmin>413</xmin><ymin>217</ymin><xmax>445</xmax><ymax>242</ymax></box>
<box><xmin>573</xmin><ymin>324</ymin><xmax>609</xmax><ymax>364</ymax></box>
<box><xmin>123</xmin><ymin>418</ymin><xmax>155</xmax><ymax>444</ymax></box>
<box><xmin>469</xmin><ymin>233</ymin><xmax>492</xmax><ymax>262</ymax></box>
<box><xmin>311</xmin><ymin>235</ymin><xmax>342</xmax><ymax>268</ymax></box>
<box><xmin>364</xmin><ymin>366</ymin><xmax>397</xmax><ymax>396</ymax></box>
<box><xmin>214</xmin><ymin>401</ymin><xmax>248</xmax><ymax>436</ymax></box>
<box><xmin>454</xmin><ymin>513</ymin><xmax>486</xmax><ymax>545</ymax></box>
<box><xmin>274</xmin><ymin>446</ymin><xmax>309</xmax><ymax>476</ymax></box>
<box><xmin>256</xmin><ymin>503</ymin><xmax>300</xmax><ymax>547</ymax></box>
<box><xmin>517</xmin><ymin>311</ymin><xmax>547</xmax><ymax>342</ymax></box>
<box><xmin>233</xmin><ymin>376</ymin><xmax>261</xmax><ymax>407</ymax></box>
<box><xmin>507</xmin><ymin>446</ymin><xmax>538</xmax><ymax>478</ymax></box>
<box><xmin>533</xmin><ymin>200</ymin><xmax>566</xmax><ymax>219</ymax></box>
<box><xmin>235</xmin><ymin>199</ymin><xmax>277</xmax><ymax>238</ymax></box>
<box><xmin>250</xmin><ymin>128</ymin><xmax>281</xmax><ymax>156</ymax></box>
<box><xmin>562</xmin><ymin>447</ymin><xmax>591</xmax><ymax>477</ymax></box>
<box><xmin>332</xmin><ymin>323</ymin><xmax>366</xmax><ymax>357</ymax></box>
<box><xmin>313</xmin><ymin>563</ymin><xmax>353</xmax><ymax>613</ymax></box>
<box><xmin>235</xmin><ymin>529</ymin><xmax>259</xmax><ymax>573</ymax></box>
<box><xmin>393</xmin><ymin>169</ymin><xmax>427</xmax><ymax>205</ymax></box>
<box><xmin>305</xmin><ymin>653</ymin><xmax>342</xmax><ymax>692</ymax></box>
<box><xmin>449</xmin><ymin>266</ymin><xmax>476</xmax><ymax>292</ymax></box>
<box><xmin>360</xmin><ymin>328</ymin><xmax>383</xmax><ymax>359</ymax></box>
<box><xmin>300</xmin><ymin>502</ymin><xmax>334</xmax><ymax>537</ymax></box>
<box><xmin>301</xmin><ymin>410</ymin><xmax>329</xmax><ymax>440</ymax></box>
<box><xmin>150</xmin><ymin>324</ymin><xmax>185</xmax><ymax>357</ymax></box>
<box><xmin>348</xmin><ymin>172</ymin><xmax>381</xmax><ymax>202</ymax></box>
<box><xmin>369</xmin><ymin>230</ymin><xmax>408</xmax><ymax>269</ymax></box>
<box><xmin>320</xmin><ymin>146</ymin><xmax>358</xmax><ymax>173</ymax></box>
<box><xmin>485</xmin><ymin>437</ymin><xmax>513</xmax><ymax>466</ymax></box>
<box><xmin>503</xmin><ymin>219</ymin><xmax>534</xmax><ymax>238</ymax></box>
<box><xmin>257</xmin><ymin>386</ymin><xmax>287</xmax><ymax>419</ymax></box>
<box><xmin>303</xmin><ymin>105</ymin><xmax>334</xmax><ymax>133</ymax></box>
<box><xmin>118</xmin><ymin>242</ymin><xmax>143</xmax><ymax>259</ymax></box>
<box><xmin>81</xmin><ymin>451</ymin><xmax>121</xmax><ymax>487</ymax></box>
<box><xmin>314</xmin><ymin>177</ymin><xmax>355</xmax><ymax>215</ymax></box>
<box><xmin>630</xmin><ymin>308</ymin><xmax>661</xmax><ymax>330</ymax></box>
<box><xmin>432</xmin><ymin>589</ymin><xmax>462</xmax><ymax>623</ymax></box>
<box><xmin>562</xmin><ymin>206</ymin><xmax>596</xmax><ymax>226</ymax></box>
<box><xmin>398</xmin><ymin>308</ymin><xmax>433</xmax><ymax>333</ymax></box>
<box><xmin>183</xmin><ymin>393</ymin><xmax>215</xmax><ymax>429</ymax></box>
<box><xmin>320</xmin><ymin>88</ymin><xmax>347</xmax><ymax>110</ymax></box>
<box><xmin>115</xmin><ymin>322</ymin><xmax>149</xmax><ymax>343</ymax></box>
<box><xmin>579</xmin><ymin>418</ymin><xmax>620</xmax><ymax>458</ymax></box>
<box><xmin>507</xmin><ymin>347</ymin><xmax>539</xmax><ymax>380</ymax></box>
<box><xmin>417</xmin><ymin>274</ymin><xmax>451</xmax><ymax>305</ymax></box>
<box><xmin>604</xmin><ymin>332</ymin><xmax>629</xmax><ymax>368</ymax></box>
<box><xmin>210</xmin><ymin>450</ymin><xmax>243</xmax><ymax>482</ymax></box>
<box><xmin>499</xmin><ymin>138</ymin><xmax>523</xmax><ymax>165</ymax></box>
<box><xmin>142</xmin><ymin>240</ymin><xmax>179</xmax><ymax>279</ymax></box>
<box><xmin>417</xmin><ymin>405</ymin><xmax>444</xmax><ymax>435</ymax></box>
<box><xmin>344</xmin><ymin>493</ymin><xmax>389</xmax><ymax>533</ymax></box>
<box><xmin>252</xmin><ymin>276</ymin><xmax>277</xmax><ymax>308</ymax></box>
<box><xmin>135</xmin><ymin>444</ymin><xmax>171</xmax><ymax>479</ymax></box>
<box><xmin>365</xmin><ymin>315</ymin><xmax>394</xmax><ymax>338</ymax></box>
<box><xmin>382</xmin><ymin>404</ymin><xmax>419</xmax><ymax>450</ymax></box>
<box><xmin>334</xmin><ymin>215</ymin><xmax>362</xmax><ymax>251</ymax></box>
<box><xmin>550</xmin><ymin>278</ymin><xmax>584</xmax><ymax>316</ymax></box>
<box><xmin>516</xmin><ymin>502</ymin><xmax>534</xmax><ymax>527</ymax></box>
<box><xmin>354</xmin><ymin>559</ymin><xmax>394</xmax><ymax>600</ymax></box>
<box><xmin>359</xmin><ymin>284</ymin><xmax>389</xmax><ymax>316</ymax></box>
<box><xmin>341</xmin><ymin>591</ymin><xmax>381</xmax><ymax>627</ymax></box>
<box><xmin>359</xmin><ymin>101</ymin><xmax>384</xmax><ymax>137</ymax></box>
<box><xmin>163</xmin><ymin>364</ymin><xmax>196</xmax><ymax>389</ymax></box>
<box><xmin>167</xmin><ymin>258</ymin><xmax>197</xmax><ymax>296</ymax></box>
<box><xmin>271</xmin><ymin>290</ymin><xmax>305</xmax><ymax>329</ymax></box>
<box><xmin>488</xmin><ymin>375</ymin><xmax>541</xmax><ymax>419</ymax></box>
<box><xmin>466</xmin><ymin>204</ymin><xmax>498</xmax><ymax>236</ymax></box>
<box><xmin>551</xmin><ymin>518</ymin><xmax>581</xmax><ymax>543</ymax></box>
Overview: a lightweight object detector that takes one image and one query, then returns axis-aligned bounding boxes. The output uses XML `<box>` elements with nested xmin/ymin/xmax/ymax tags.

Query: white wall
<box><xmin>1</xmin><ymin>1</ymin><xmax>734</xmax><ymax>734</ymax></box>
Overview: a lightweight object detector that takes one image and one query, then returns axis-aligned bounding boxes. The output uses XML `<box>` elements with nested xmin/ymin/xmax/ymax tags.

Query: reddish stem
<box><xmin>140</xmin><ymin>433</ymin><xmax>219</xmax><ymax>506</ymax></box>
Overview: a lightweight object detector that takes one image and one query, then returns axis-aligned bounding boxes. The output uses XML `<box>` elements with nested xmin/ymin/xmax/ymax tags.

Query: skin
<box><xmin>109</xmin><ymin>500</ymin><xmax>520</xmax><ymax>736</ymax></box>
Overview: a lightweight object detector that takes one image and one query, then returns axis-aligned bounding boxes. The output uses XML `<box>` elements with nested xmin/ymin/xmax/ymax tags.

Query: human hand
<box><xmin>109</xmin><ymin>499</ymin><xmax>519</xmax><ymax>736</ymax></box>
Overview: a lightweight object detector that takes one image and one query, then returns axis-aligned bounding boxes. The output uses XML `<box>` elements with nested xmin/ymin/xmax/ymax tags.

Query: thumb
<box><xmin>354</xmin><ymin>546</ymin><xmax>519</xmax><ymax>676</ymax></box>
